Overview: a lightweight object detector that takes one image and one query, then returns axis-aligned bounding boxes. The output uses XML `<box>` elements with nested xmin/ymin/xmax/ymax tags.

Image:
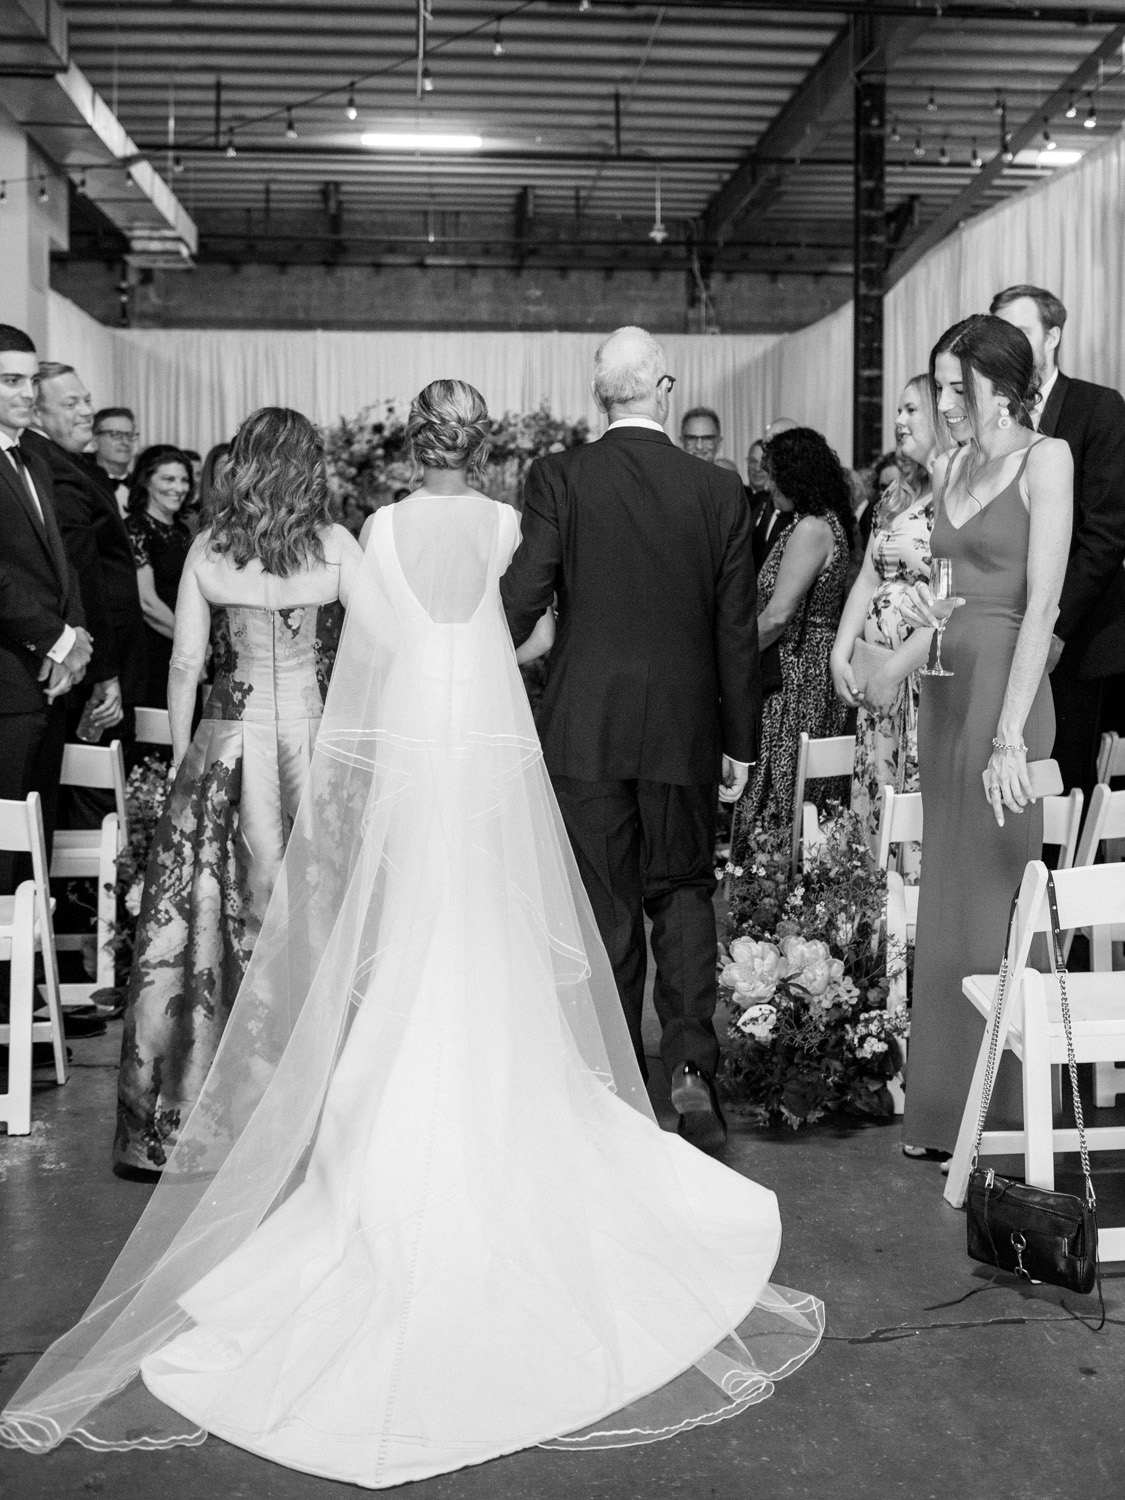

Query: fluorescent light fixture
<box><xmin>1037</xmin><ymin>148</ymin><xmax>1082</xmax><ymax>167</ymax></box>
<box><xmin>361</xmin><ymin>132</ymin><xmax>482</xmax><ymax>151</ymax></box>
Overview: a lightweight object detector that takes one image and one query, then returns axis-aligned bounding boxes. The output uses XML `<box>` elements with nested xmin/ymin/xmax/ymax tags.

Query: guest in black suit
<box><xmin>992</xmin><ymin>284</ymin><xmax>1125</xmax><ymax>795</ymax></box>
<box><xmin>748</xmin><ymin>438</ymin><xmax>782</xmax><ymax>573</ymax></box>
<box><xmin>25</xmin><ymin>363</ymin><xmax>148</xmax><ymax>764</ymax></box>
<box><xmin>502</xmin><ymin>326</ymin><xmax>760</xmax><ymax>1151</ymax></box>
<box><xmin>91</xmin><ymin>406</ymin><xmax>138</xmax><ymax>517</ymax></box>
<box><xmin>0</xmin><ymin>326</ymin><xmax>92</xmax><ymax>893</ymax></box>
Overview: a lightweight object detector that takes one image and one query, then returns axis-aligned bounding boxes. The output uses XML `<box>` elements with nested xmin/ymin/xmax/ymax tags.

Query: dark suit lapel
<box><xmin>1038</xmin><ymin>372</ymin><xmax>1069</xmax><ymax>437</ymax></box>
<box><xmin>22</xmin><ymin>446</ymin><xmax>74</xmax><ymax>587</ymax></box>
<box><xmin>0</xmin><ymin>449</ymin><xmax>54</xmax><ymax>553</ymax></box>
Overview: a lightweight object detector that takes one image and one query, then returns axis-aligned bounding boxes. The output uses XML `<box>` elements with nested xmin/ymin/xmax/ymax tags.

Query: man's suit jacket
<box><xmin>0</xmin><ymin>441</ymin><xmax>86</xmax><ymax>714</ymax></box>
<box><xmin>22</xmin><ymin>429</ymin><xmax>148</xmax><ymax>704</ymax></box>
<box><xmin>501</xmin><ymin>425</ymin><xmax>760</xmax><ymax>785</ymax></box>
<box><xmin>1039</xmin><ymin>372</ymin><xmax>1125</xmax><ymax>680</ymax></box>
<box><xmin>750</xmin><ymin>494</ymin><xmax>783</xmax><ymax>575</ymax></box>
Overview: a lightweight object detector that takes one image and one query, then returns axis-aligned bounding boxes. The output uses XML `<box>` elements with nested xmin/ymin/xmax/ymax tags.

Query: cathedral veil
<box><xmin>1</xmin><ymin>495</ymin><xmax>820</xmax><ymax>1466</ymax></box>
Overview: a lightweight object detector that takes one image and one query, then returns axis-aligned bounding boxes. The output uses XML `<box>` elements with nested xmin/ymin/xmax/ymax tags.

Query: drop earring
<box><xmin>997</xmin><ymin>402</ymin><xmax>1011</xmax><ymax>429</ymax></box>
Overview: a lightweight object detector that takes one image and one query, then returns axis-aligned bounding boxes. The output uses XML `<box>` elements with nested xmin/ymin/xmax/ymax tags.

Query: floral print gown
<box><xmin>732</xmin><ymin>511</ymin><xmax>850</xmax><ymax>852</ymax></box>
<box><xmin>849</xmin><ymin>497</ymin><xmax>933</xmax><ymax>877</ymax></box>
<box><xmin>115</xmin><ymin>602</ymin><xmax>343</xmax><ymax>1171</ymax></box>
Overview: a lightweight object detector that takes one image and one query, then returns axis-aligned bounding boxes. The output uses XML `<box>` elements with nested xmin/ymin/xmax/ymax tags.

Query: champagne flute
<box><xmin>920</xmin><ymin>557</ymin><xmax>961</xmax><ymax>678</ymax></box>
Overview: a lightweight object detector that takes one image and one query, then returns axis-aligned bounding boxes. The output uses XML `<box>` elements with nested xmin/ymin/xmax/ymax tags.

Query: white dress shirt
<box><xmin>0</xmin><ymin>430</ymin><xmax>77</xmax><ymax>663</ymax></box>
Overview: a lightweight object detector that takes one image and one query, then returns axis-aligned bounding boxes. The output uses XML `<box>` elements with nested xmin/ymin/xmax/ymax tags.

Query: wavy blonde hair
<box><xmin>407</xmin><ymin>379</ymin><xmax>491</xmax><ymax>477</ymax></box>
<box><xmin>206</xmin><ymin>408</ymin><xmax>332</xmax><ymax>577</ymax></box>
<box><xmin>877</xmin><ymin>372</ymin><xmax>940</xmax><ymax>527</ymax></box>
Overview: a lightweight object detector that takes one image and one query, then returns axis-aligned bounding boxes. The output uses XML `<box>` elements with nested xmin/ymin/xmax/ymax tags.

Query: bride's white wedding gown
<box><xmin>2</xmin><ymin>495</ymin><xmax>821</xmax><ymax>1488</ymax></box>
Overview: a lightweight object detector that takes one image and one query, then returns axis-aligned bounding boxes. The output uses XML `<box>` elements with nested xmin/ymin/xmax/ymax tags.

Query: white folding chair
<box><xmin>791</xmin><ymin>732</ymin><xmax>855</xmax><ymax>875</ymax></box>
<box><xmin>134</xmin><ymin>706</ymin><xmax>173</xmax><ymax>747</ymax></box>
<box><xmin>0</xmin><ymin>794</ymin><xmax>68</xmax><ymax>1135</ymax></box>
<box><xmin>945</xmin><ymin>860</ymin><xmax>1125</xmax><ymax>1262</ymax></box>
<box><xmin>52</xmin><ymin>740</ymin><xmax>128</xmax><ymax>1005</ymax></box>
<box><xmin>1072</xmin><ymin>783</ymin><xmax>1125</xmax><ymax>1105</ymax></box>
<box><xmin>1097</xmin><ymin>731</ymin><xmax>1125</xmax><ymax>786</ymax></box>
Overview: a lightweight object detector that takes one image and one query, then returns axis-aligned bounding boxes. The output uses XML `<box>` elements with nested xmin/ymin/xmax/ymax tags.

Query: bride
<box><xmin>1</xmin><ymin>381</ymin><xmax>822</xmax><ymax>1488</ymax></box>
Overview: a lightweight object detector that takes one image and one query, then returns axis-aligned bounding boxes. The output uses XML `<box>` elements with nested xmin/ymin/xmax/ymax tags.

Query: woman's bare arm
<box><xmin>757</xmin><ymin>516</ymin><xmax>834</xmax><ymax>651</ymax></box>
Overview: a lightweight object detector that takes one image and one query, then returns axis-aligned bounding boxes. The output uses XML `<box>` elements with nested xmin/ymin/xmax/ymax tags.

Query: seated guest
<box><xmin>680</xmin><ymin>406</ymin><xmax>741</xmax><ymax>474</ymax></box>
<box><xmin>125</xmin><ymin>446</ymin><xmax>195</xmax><ymax>708</ymax></box>
<box><xmin>91</xmin><ymin>408</ymin><xmax>138</xmax><ymax>517</ymax></box>
<box><xmin>729</xmin><ymin>426</ymin><xmax>853</xmax><ymax>847</ymax></box>
<box><xmin>25</xmin><ymin>363</ymin><xmax>147</xmax><ymax>768</ymax></box>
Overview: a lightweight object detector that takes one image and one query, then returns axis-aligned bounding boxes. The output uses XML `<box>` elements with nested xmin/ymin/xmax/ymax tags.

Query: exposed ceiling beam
<box><xmin>888</xmin><ymin>22</ymin><xmax>1125</xmax><ymax>284</ymax></box>
<box><xmin>581</xmin><ymin>0</ymin><xmax>1125</xmax><ymax>19</ymax></box>
<box><xmin>703</xmin><ymin>16</ymin><xmax>928</xmax><ymax>246</ymax></box>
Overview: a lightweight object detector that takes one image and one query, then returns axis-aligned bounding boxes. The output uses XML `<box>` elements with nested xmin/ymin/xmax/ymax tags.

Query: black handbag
<box><xmin>965</xmin><ymin>872</ymin><xmax>1104</xmax><ymax>1322</ymax></box>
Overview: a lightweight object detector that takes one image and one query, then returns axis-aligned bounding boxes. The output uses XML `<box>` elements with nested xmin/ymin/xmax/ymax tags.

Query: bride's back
<box><xmin>390</xmin><ymin>494</ymin><xmax>498</xmax><ymax>625</ymax></box>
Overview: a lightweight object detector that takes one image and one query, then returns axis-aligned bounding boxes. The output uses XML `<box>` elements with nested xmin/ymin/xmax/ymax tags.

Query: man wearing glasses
<box><xmin>92</xmin><ymin>408</ymin><xmax>138</xmax><ymax>517</ymax></box>
<box><xmin>679</xmin><ymin>406</ymin><xmax>741</xmax><ymax>476</ymax></box>
<box><xmin>502</xmin><ymin>327</ymin><xmax>760</xmax><ymax>1154</ymax></box>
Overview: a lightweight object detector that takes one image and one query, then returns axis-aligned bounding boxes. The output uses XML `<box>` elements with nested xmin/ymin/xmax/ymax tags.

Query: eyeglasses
<box><xmin>682</xmin><ymin>434</ymin><xmax>719</xmax><ymax>448</ymax></box>
<box><xmin>657</xmin><ymin>374</ymin><xmax>676</xmax><ymax>393</ymax></box>
<box><xmin>94</xmin><ymin>428</ymin><xmax>138</xmax><ymax>443</ymax></box>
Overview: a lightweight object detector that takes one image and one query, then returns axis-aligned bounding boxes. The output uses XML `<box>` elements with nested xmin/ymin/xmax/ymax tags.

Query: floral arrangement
<box><xmin>718</xmin><ymin>808</ymin><xmax>907</xmax><ymax>1129</ymax></box>
<box><xmin>321</xmin><ymin>400</ymin><xmax>590</xmax><ymax>529</ymax></box>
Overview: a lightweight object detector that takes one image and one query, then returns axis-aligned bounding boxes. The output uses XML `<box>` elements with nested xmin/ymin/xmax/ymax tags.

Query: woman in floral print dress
<box><xmin>730</xmin><ymin>427</ymin><xmax>854</xmax><ymax>851</ymax></box>
<box><xmin>115</xmin><ymin>409</ymin><xmax>364</xmax><ymax>1176</ymax></box>
<box><xmin>830</xmin><ymin>375</ymin><xmax>942</xmax><ymax>876</ymax></box>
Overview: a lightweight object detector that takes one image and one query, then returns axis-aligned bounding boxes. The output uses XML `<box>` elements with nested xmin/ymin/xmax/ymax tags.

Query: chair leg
<box><xmin>1021</xmin><ymin>980</ymin><xmax>1055</xmax><ymax>1191</ymax></box>
<box><xmin>1</xmin><ymin>884</ymin><xmax>38</xmax><ymax>1135</ymax></box>
<box><xmin>34</xmin><ymin>885</ymin><xmax>69</xmax><ymax>1086</ymax></box>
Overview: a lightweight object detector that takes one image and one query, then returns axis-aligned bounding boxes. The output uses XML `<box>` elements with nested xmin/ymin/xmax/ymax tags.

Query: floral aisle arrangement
<box><xmin>321</xmin><ymin>400</ymin><xmax>590</xmax><ymax>529</ymax></box>
<box><xmin>718</xmin><ymin>809</ymin><xmax>908</xmax><ymax>1129</ymax></box>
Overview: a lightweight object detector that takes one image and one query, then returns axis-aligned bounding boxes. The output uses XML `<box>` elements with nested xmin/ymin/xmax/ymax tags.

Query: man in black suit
<box><xmin>25</xmin><ymin>363</ymin><xmax>147</xmax><ymax>767</ymax></box>
<box><xmin>993</xmin><ymin>285</ymin><xmax>1125</xmax><ymax>795</ymax></box>
<box><xmin>91</xmin><ymin>406</ymin><xmax>138</xmax><ymax>517</ymax></box>
<box><xmin>502</xmin><ymin>326</ymin><xmax>760</xmax><ymax>1150</ymax></box>
<box><xmin>747</xmin><ymin>439</ymin><xmax>781</xmax><ymax>573</ymax></box>
<box><xmin>0</xmin><ymin>326</ymin><xmax>92</xmax><ymax>893</ymax></box>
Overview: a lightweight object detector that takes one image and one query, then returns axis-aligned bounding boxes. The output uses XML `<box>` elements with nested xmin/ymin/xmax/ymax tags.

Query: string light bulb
<box><xmin>889</xmin><ymin>118</ymin><xmax>901</xmax><ymax>143</ymax></box>
<box><xmin>579</xmin><ymin>0</ymin><xmax>592</xmax><ymax>11</ymax></box>
<box><xmin>226</xmin><ymin>128</ymin><xmax>237</xmax><ymax>158</ymax></box>
<box><xmin>1002</xmin><ymin>133</ymin><xmax>1014</xmax><ymax>164</ymax></box>
<box><xmin>1084</xmin><ymin>95</ymin><xmax>1098</xmax><ymax>129</ymax></box>
<box><xmin>1065</xmin><ymin>92</ymin><xmax>1077</xmax><ymax>119</ymax></box>
<box><xmin>938</xmin><ymin>136</ymin><xmax>950</xmax><ymax>165</ymax></box>
<box><xmin>172</xmin><ymin>153</ymin><xmax>184</xmax><ymax>174</ymax></box>
<box><xmin>970</xmin><ymin>140</ymin><xmax>983</xmax><ymax>169</ymax></box>
<box><xmin>912</xmin><ymin>134</ymin><xmax>925</xmax><ymax>158</ymax></box>
<box><xmin>286</xmin><ymin>107</ymin><xmax>298</xmax><ymax>140</ymax></box>
<box><xmin>421</xmin><ymin>65</ymin><xmax>433</xmax><ymax>92</ymax></box>
<box><xmin>38</xmin><ymin>179</ymin><xmax>49</xmax><ymax>203</ymax></box>
<box><xmin>926</xmin><ymin>90</ymin><xmax>937</xmax><ymax>112</ymax></box>
<box><xmin>1042</xmin><ymin>125</ymin><xmax>1057</xmax><ymax>151</ymax></box>
<box><xmin>346</xmin><ymin>86</ymin><xmax>358</xmax><ymax>120</ymax></box>
<box><xmin>993</xmin><ymin>91</ymin><xmax>1004</xmax><ymax>115</ymax></box>
<box><xmin>492</xmin><ymin>21</ymin><xmax>505</xmax><ymax>56</ymax></box>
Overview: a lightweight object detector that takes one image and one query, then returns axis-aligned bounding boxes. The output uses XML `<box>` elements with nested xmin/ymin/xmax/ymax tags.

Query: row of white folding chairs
<box><xmin>943</xmin><ymin>858</ymin><xmax>1125</xmax><ymax>1263</ymax></box>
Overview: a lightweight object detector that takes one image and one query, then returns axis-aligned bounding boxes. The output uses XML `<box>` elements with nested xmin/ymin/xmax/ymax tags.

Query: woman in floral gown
<box><xmin>731</xmin><ymin>427</ymin><xmax>853</xmax><ymax>858</ymax></box>
<box><xmin>830</xmin><ymin>375</ymin><xmax>941</xmax><ymax>876</ymax></box>
<box><xmin>115</xmin><ymin>409</ymin><xmax>364</xmax><ymax>1175</ymax></box>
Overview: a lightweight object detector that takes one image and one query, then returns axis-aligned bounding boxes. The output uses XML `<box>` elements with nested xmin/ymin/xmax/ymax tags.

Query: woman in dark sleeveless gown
<box><xmin>116</xmin><ymin>409</ymin><xmax>364</xmax><ymax>1174</ymax></box>
<box><xmin>900</xmin><ymin>315</ymin><xmax>1072</xmax><ymax>1159</ymax></box>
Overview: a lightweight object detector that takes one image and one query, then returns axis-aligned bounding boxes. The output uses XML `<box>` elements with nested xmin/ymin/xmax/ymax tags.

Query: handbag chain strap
<box><xmin>1044</xmin><ymin>870</ymin><xmax>1097</xmax><ymax>1212</ymax></box>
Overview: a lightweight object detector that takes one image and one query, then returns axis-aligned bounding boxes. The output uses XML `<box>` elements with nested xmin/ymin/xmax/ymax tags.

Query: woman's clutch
<box><xmin>848</xmin><ymin>638</ymin><xmax>893</xmax><ymax>695</ymax></box>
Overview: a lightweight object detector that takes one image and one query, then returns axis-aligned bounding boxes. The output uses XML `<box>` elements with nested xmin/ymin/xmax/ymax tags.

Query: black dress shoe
<box><xmin>671</xmin><ymin>1062</ymin><xmax>727</xmax><ymax>1152</ymax></box>
<box><xmin>61</xmin><ymin>1010</ymin><xmax>107</xmax><ymax>1039</ymax></box>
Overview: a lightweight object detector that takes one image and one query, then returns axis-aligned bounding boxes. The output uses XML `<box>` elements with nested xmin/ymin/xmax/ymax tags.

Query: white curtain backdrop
<box><xmin>46</xmin><ymin>299</ymin><xmax>781</xmax><ymax>465</ymax></box>
<box><xmin>742</xmin><ymin>301</ymin><xmax>853</xmax><ymax>462</ymax></box>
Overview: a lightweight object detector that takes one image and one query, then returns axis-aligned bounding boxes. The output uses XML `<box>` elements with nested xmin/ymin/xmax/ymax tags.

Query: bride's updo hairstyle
<box><xmin>407</xmin><ymin>379</ymin><xmax>492</xmax><ymax>478</ymax></box>
<box><xmin>928</xmin><ymin>313</ymin><xmax>1039</xmax><ymax>438</ymax></box>
<box><xmin>206</xmin><ymin>407</ymin><xmax>332</xmax><ymax>577</ymax></box>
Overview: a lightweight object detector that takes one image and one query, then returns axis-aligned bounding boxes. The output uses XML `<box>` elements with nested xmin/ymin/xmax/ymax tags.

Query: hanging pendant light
<box><xmin>648</xmin><ymin>168</ymin><xmax>667</xmax><ymax>244</ymax></box>
<box><xmin>346</xmin><ymin>85</ymin><xmax>358</xmax><ymax>120</ymax></box>
<box><xmin>1084</xmin><ymin>95</ymin><xmax>1098</xmax><ymax>129</ymax></box>
<box><xmin>912</xmin><ymin>134</ymin><xmax>925</xmax><ymax>159</ymax></box>
<box><xmin>286</xmin><ymin>108</ymin><xmax>298</xmax><ymax>140</ymax></box>
<box><xmin>970</xmin><ymin>140</ymin><xmax>983</xmax><ymax>169</ymax></box>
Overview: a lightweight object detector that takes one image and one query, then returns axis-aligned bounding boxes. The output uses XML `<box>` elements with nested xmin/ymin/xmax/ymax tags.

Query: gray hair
<box><xmin>37</xmin><ymin>361</ymin><xmax>76</xmax><ymax>384</ymax></box>
<box><xmin>593</xmin><ymin>326</ymin><xmax>666</xmax><ymax>408</ymax></box>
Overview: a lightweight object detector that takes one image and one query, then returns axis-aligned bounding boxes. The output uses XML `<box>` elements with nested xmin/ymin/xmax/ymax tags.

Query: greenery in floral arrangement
<box><xmin>718</xmin><ymin>806</ymin><xmax>908</xmax><ymax>1129</ymax></box>
<box><xmin>321</xmin><ymin>400</ymin><xmax>590</xmax><ymax>530</ymax></box>
<box><xmin>104</xmin><ymin>753</ymin><xmax>173</xmax><ymax>978</ymax></box>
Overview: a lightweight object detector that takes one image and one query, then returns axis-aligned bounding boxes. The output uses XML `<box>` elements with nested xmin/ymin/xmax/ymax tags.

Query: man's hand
<box><xmin>1046</xmin><ymin>633</ymin><xmax>1065</xmax><ymax>674</ymax></box>
<box><xmin>719</xmin><ymin>755</ymin><xmax>750</xmax><ymax>804</ymax></box>
<box><xmin>63</xmin><ymin>627</ymin><xmax>93</xmax><ymax>678</ymax></box>
<box><xmin>87</xmin><ymin>676</ymin><xmax>124</xmax><ymax>731</ymax></box>
<box><xmin>37</xmin><ymin>657</ymin><xmax>75</xmax><ymax>702</ymax></box>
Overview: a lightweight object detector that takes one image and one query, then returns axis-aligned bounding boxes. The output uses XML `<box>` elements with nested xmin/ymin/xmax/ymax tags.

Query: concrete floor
<box><xmin>2</xmin><ymin>1017</ymin><xmax>1124</xmax><ymax>1500</ymax></box>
